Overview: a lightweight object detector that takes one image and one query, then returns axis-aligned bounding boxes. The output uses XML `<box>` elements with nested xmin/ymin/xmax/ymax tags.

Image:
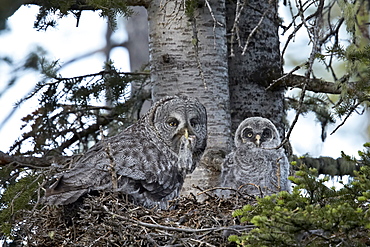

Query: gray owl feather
<box><xmin>44</xmin><ymin>95</ymin><xmax>207</xmax><ymax>209</ymax></box>
<box><xmin>220</xmin><ymin>117</ymin><xmax>290</xmax><ymax>197</ymax></box>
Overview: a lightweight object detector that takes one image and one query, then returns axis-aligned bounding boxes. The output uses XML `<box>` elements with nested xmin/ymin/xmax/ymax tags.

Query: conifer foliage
<box><xmin>9</xmin><ymin>59</ymin><xmax>148</xmax><ymax>155</ymax></box>
<box><xmin>229</xmin><ymin>144</ymin><xmax>370</xmax><ymax>246</ymax></box>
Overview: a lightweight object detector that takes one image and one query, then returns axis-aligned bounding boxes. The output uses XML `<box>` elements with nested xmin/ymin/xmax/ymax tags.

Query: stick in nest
<box><xmin>102</xmin><ymin>205</ymin><xmax>254</xmax><ymax>234</ymax></box>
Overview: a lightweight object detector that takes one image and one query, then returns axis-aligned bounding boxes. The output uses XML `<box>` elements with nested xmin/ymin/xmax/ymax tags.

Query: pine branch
<box><xmin>290</xmin><ymin>155</ymin><xmax>360</xmax><ymax>176</ymax></box>
<box><xmin>56</xmin><ymin>114</ymin><xmax>114</xmax><ymax>153</ymax></box>
<box><xmin>53</xmin><ymin>71</ymin><xmax>149</xmax><ymax>82</ymax></box>
<box><xmin>24</xmin><ymin>0</ymin><xmax>150</xmax><ymax>9</ymax></box>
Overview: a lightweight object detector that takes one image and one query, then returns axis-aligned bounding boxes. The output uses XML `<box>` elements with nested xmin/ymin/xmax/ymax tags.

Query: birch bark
<box><xmin>147</xmin><ymin>0</ymin><xmax>232</xmax><ymax>191</ymax></box>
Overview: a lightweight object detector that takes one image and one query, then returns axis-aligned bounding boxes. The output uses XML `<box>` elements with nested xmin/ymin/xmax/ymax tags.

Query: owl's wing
<box><xmin>44</xmin><ymin>131</ymin><xmax>181</xmax><ymax>207</ymax></box>
<box><xmin>44</xmin><ymin>142</ymin><xmax>111</xmax><ymax>205</ymax></box>
<box><xmin>44</xmin><ymin>143</ymin><xmax>112</xmax><ymax>205</ymax></box>
<box><xmin>275</xmin><ymin>149</ymin><xmax>291</xmax><ymax>192</ymax></box>
<box><xmin>103</xmin><ymin>133</ymin><xmax>184</xmax><ymax>209</ymax></box>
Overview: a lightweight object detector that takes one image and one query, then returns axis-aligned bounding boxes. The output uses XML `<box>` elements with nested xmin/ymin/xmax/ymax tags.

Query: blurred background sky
<box><xmin>0</xmin><ymin>5</ymin><xmax>368</xmax><ymax>159</ymax></box>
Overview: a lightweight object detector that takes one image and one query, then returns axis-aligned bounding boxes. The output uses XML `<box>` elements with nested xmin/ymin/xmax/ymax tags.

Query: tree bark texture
<box><xmin>147</xmin><ymin>0</ymin><xmax>232</xmax><ymax>193</ymax></box>
<box><xmin>147</xmin><ymin>1</ymin><xmax>232</xmax><ymax>158</ymax></box>
<box><xmin>226</xmin><ymin>0</ymin><xmax>286</xmax><ymax>139</ymax></box>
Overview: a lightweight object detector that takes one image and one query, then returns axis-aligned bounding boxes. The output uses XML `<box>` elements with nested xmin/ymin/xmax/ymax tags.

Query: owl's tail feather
<box><xmin>44</xmin><ymin>175</ymin><xmax>89</xmax><ymax>205</ymax></box>
<box><xmin>44</xmin><ymin>190</ymin><xmax>87</xmax><ymax>205</ymax></box>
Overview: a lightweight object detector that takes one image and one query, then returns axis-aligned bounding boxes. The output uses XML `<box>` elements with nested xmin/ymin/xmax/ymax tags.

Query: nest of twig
<box><xmin>18</xmin><ymin>188</ymin><xmax>256</xmax><ymax>246</ymax></box>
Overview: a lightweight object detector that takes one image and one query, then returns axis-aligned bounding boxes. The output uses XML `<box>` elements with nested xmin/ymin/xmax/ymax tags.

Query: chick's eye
<box><xmin>242</xmin><ymin>128</ymin><xmax>254</xmax><ymax>138</ymax></box>
<box><xmin>168</xmin><ymin>119</ymin><xmax>179</xmax><ymax>127</ymax></box>
<box><xmin>262</xmin><ymin>129</ymin><xmax>271</xmax><ymax>138</ymax></box>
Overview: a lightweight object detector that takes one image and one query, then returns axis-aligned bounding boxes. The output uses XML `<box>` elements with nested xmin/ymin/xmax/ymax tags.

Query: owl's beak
<box><xmin>255</xmin><ymin>134</ymin><xmax>261</xmax><ymax>147</ymax></box>
<box><xmin>184</xmin><ymin>128</ymin><xmax>189</xmax><ymax>139</ymax></box>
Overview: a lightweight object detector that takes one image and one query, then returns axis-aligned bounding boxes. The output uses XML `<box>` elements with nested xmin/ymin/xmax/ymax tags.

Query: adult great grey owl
<box><xmin>220</xmin><ymin>117</ymin><xmax>290</xmax><ymax>197</ymax></box>
<box><xmin>44</xmin><ymin>95</ymin><xmax>207</xmax><ymax>209</ymax></box>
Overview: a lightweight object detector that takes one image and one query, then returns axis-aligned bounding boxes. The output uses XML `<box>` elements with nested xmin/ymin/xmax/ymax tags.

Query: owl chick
<box><xmin>44</xmin><ymin>95</ymin><xmax>207</xmax><ymax>209</ymax></box>
<box><xmin>220</xmin><ymin>117</ymin><xmax>290</xmax><ymax>197</ymax></box>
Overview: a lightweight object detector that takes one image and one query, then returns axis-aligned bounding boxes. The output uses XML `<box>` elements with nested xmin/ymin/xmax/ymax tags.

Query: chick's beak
<box><xmin>255</xmin><ymin>134</ymin><xmax>261</xmax><ymax>147</ymax></box>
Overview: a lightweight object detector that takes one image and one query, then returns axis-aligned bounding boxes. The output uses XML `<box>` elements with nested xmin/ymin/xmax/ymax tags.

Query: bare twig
<box><xmin>204</xmin><ymin>0</ymin><xmax>224</xmax><ymax>28</ymax></box>
<box><xmin>196</xmin><ymin>186</ymin><xmax>239</xmax><ymax>195</ymax></box>
<box><xmin>241</xmin><ymin>7</ymin><xmax>269</xmax><ymax>55</ymax></box>
<box><xmin>188</xmin><ymin>238</ymin><xmax>217</xmax><ymax>247</ymax></box>
<box><xmin>277</xmin><ymin>0</ymin><xmax>326</xmax><ymax>150</ymax></box>
<box><xmin>0</xmin><ymin>151</ymin><xmax>60</xmax><ymax>168</ymax></box>
<box><xmin>102</xmin><ymin>205</ymin><xmax>254</xmax><ymax>233</ymax></box>
<box><xmin>266</xmin><ymin>65</ymin><xmax>303</xmax><ymax>90</ymax></box>
<box><xmin>229</xmin><ymin>0</ymin><xmax>244</xmax><ymax>57</ymax></box>
<box><xmin>204</xmin><ymin>0</ymin><xmax>224</xmax><ymax>49</ymax></box>
<box><xmin>277</xmin><ymin>81</ymin><xmax>307</xmax><ymax>150</ymax></box>
<box><xmin>330</xmin><ymin>101</ymin><xmax>362</xmax><ymax>135</ymax></box>
<box><xmin>238</xmin><ymin>183</ymin><xmax>264</xmax><ymax>198</ymax></box>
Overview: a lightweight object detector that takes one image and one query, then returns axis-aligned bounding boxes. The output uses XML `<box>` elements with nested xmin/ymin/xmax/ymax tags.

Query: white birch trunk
<box><xmin>147</xmin><ymin>0</ymin><xmax>231</xmax><ymax>193</ymax></box>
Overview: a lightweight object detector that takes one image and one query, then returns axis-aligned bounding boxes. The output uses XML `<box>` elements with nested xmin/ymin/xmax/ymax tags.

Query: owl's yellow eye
<box><xmin>242</xmin><ymin>128</ymin><xmax>254</xmax><ymax>139</ymax></box>
<box><xmin>168</xmin><ymin>119</ymin><xmax>179</xmax><ymax>127</ymax></box>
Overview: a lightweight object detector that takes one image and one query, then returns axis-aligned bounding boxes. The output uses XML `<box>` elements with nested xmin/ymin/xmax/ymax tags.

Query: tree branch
<box><xmin>330</xmin><ymin>101</ymin><xmax>363</xmax><ymax>135</ymax></box>
<box><xmin>56</xmin><ymin>114</ymin><xmax>115</xmax><ymax>153</ymax></box>
<box><xmin>0</xmin><ymin>151</ymin><xmax>57</xmax><ymax>168</ymax></box>
<box><xmin>290</xmin><ymin>155</ymin><xmax>360</xmax><ymax>176</ymax></box>
<box><xmin>1</xmin><ymin>0</ymin><xmax>150</xmax><ymax>26</ymax></box>
<box><xmin>24</xmin><ymin>0</ymin><xmax>150</xmax><ymax>9</ymax></box>
<box><xmin>270</xmin><ymin>73</ymin><xmax>342</xmax><ymax>94</ymax></box>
